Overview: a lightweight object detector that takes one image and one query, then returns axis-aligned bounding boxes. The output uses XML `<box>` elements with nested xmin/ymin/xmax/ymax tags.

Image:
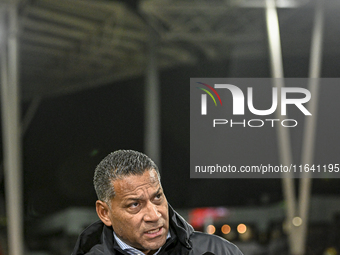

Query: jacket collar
<box><xmin>168</xmin><ymin>204</ymin><xmax>193</xmax><ymax>249</ymax></box>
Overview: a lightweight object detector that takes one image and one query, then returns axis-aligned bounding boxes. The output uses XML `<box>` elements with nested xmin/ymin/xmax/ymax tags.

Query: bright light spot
<box><xmin>324</xmin><ymin>247</ymin><xmax>337</xmax><ymax>255</ymax></box>
<box><xmin>221</xmin><ymin>224</ymin><xmax>231</xmax><ymax>235</ymax></box>
<box><xmin>292</xmin><ymin>217</ymin><xmax>302</xmax><ymax>227</ymax></box>
<box><xmin>237</xmin><ymin>224</ymin><xmax>247</xmax><ymax>234</ymax></box>
<box><xmin>206</xmin><ymin>224</ymin><xmax>216</xmax><ymax>234</ymax></box>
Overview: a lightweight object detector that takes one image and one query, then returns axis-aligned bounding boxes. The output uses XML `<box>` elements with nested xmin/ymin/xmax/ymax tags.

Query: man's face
<box><xmin>107</xmin><ymin>169</ymin><xmax>169</xmax><ymax>254</ymax></box>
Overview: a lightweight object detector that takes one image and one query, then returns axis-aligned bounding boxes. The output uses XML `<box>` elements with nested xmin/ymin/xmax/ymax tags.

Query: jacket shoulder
<box><xmin>72</xmin><ymin>220</ymin><xmax>106</xmax><ymax>255</ymax></box>
<box><xmin>189</xmin><ymin>232</ymin><xmax>244</xmax><ymax>255</ymax></box>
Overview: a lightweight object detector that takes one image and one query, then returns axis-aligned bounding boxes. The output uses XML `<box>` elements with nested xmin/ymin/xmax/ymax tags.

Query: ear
<box><xmin>96</xmin><ymin>200</ymin><xmax>112</xmax><ymax>227</ymax></box>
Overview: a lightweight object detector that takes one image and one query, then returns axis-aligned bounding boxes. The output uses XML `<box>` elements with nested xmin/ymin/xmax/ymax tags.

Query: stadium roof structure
<box><xmin>1</xmin><ymin>0</ymin><xmax>339</xmax><ymax>99</ymax></box>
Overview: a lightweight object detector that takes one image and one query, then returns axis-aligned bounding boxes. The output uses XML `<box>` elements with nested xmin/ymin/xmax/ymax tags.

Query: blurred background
<box><xmin>0</xmin><ymin>0</ymin><xmax>340</xmax><ymax>254</ymax></box>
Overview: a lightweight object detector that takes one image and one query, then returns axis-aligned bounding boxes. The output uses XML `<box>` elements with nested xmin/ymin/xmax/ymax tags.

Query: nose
<box><xmin>144</xmin><ymin>202</ymin><xmax>161</xmax><ymax>222</ymax></box>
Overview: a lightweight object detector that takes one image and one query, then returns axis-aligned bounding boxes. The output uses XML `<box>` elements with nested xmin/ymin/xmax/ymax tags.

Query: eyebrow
<box><xmin>123</xmin><ymin>187</ymin><xmax>162</xmax><ymax>202</ymax></box>
<box><xmin>154</xmin><ymin>187</ymin><xmax>162</xmax><ymax>196</ymax></box>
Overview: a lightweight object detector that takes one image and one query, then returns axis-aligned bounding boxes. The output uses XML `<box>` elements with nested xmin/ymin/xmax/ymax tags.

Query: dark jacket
<box><xmin>72</xmin><ymin>205</ymin><xmax>243</xmax><ymax>255</ymax></box>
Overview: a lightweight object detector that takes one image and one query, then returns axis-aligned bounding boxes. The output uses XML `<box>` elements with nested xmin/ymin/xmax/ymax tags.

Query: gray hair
<box><xmin>93</xmin><ymin>150</ymin><xmax>160</xmax><ymax>203</ymax></box>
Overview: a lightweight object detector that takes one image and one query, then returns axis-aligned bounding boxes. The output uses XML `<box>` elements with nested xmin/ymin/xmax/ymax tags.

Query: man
<box><xmin>72</xmin><ymin>150</ymin><xmax>243</xmax><ymax>255</ymax></box>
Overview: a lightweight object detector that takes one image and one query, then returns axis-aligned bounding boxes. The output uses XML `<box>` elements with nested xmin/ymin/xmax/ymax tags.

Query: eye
<box><xmin>155</xmin><ymin>193</ymin><xmax>162</xmax><ymax>200</ymax></box>
<box><xmin>129</xmin><ymin>202</ymin><xmax>139</xmax><ymax>208</ymax></box>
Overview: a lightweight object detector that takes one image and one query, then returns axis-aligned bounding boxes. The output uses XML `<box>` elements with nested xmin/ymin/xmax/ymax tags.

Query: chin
<box><xmin>145</xmin><ymin>239</ymin><xmax>166</xmax><ymax>251</ymax></box>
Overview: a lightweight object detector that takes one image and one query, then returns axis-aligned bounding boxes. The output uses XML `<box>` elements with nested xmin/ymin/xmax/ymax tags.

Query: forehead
<box><xmin>113</xmin><ymin>169</ymin><xmax>160</xmax><ymax>197</ymax></box>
